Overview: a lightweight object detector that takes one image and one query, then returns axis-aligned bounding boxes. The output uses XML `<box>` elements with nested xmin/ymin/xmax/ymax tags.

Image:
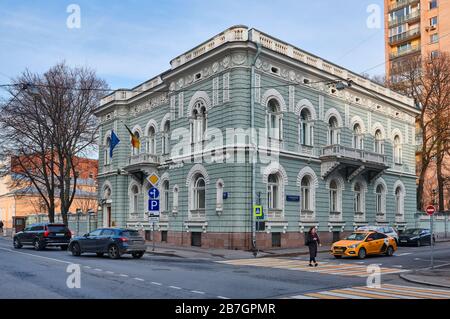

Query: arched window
<box><xmin>395</xmin><ymin>186</ymin><xmax>404</xmax><ymax>216</ymax></box>
<box><xmin>328</xmin><ymin>116</ymin><xmax>340</xmax><ymax>145</ymax></box>
<box><xmin>104</xmin><ymin>136</ymin><xmax>111</xmax><ymax>165</ymax></box>
<box><xmin>376</xmin><ymin>184</ymin><xmax>385</xmax><ymax>217</ymax></box>
<box><xmin>354</xmin><ymin>183</ymin><xmax>362</xmax><ymax>213</ymax></box>
<box><xmin>147</xmin><ymin>126</ymin><xmax>156</xmax><ymax>154</ymax></box>
<box><xmin>162</xmin><ymin>180</ymin><xmax>170</xmax><ymax>213</ymax></box>
<box><xmin>132</xmin><ymin>131</ymin><xmax>141</xmax><ymax>156</ymax></box>
<box><xmin>130</xmin><ymin>185</ymin><xmax>139</xmax><ymax>215</ymax></box>
<box><xmin>301</xmin><ymin>176</ymin><xmax>311</xmax><ymax>211</ymax></box>
<box><xmin>216</xmin><ymin>180</ymin><xmax>224</xmax><ymax>212</ymax></box>
<box><xmin>190</xmin><ymin>101</ymin><xmax>207</xmax><ymax>143</ymax></box>
<box><xmin>393</xmin><ymin>135</ymin><xmax>402</xmax><ymax>164</ymax></box>
<box><xmin>162</xmin><ymin>121</ymin><xmax>171</xmax><ymax>155</ymax></box>
<box><xmin>329</xmin><ymin>180</ymin><xmax>339</xmax><ymax>212</ymax></box>
<box><xmin>192</xmin><ymin>175</ymin><xmax>206</xmax><ymax>215</ymax></box>
<box><xmin>267</xmin><ymin>99</ymin><xmax>283</xmax><ymax>140</ymax></box>
<box><xmin>374</xmin><ymin>129</ymin><xmax>384</xmax><ymax>154</ymax></box>
<box><xmin>267</xmin><ymin>174</ymin><xmax>280</xmax><ymax>210</ymax></box>
<box><xmin>299</xmin><ymin>109</ymin><xmax>314</xmax><ymax>146</ymax></box>
<box><xmin>352</xmin><ymin>124</ymin><xmax>364</xmax><ymax>150</ymax></box>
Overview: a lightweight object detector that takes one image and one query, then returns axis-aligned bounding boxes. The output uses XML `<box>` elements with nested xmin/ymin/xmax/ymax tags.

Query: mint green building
<box><xmin>95</xmin><ymin>26</ymin><xmax>419</xmax><ymax>249</ymax></box>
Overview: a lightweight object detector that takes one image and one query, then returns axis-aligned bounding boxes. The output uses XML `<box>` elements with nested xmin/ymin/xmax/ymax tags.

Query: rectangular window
<box><xmin>191</xmin><ymin>232</ymin><xmax>202</xmax><ymax>247</ymax></box>
<box><xmin>431</xmin><ymin>50</ymin><xmax>439</xmax><ymax>59</ymax></box>
<box><xmin>430</xmin><ymin>0</ymin><xmax>438</xmax><ymax>9</ymax></box>
<box><xmin>161</xmin><ymin>231</ymin><xmax>168</xmax><ymax>242</ymax></box>
<box><xmin>272</xmin><ymin>232</ymin><xmax>281</xmax><ymax>247</ymax></box>
<box><xmin>430</xmin><ymin>16</ymin><xmax>438</xmax><ymax>26</ymax></box>
<box><xmin>430</xmin><ymin>33</ymin><xmax>439</xmax><ymax>43</ymax></box>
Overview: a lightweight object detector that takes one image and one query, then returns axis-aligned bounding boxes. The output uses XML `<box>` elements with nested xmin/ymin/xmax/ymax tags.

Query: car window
<box><xmin>376</xmin><ymin>233</ymin><xmax>387</xmax><ymax>240</ymax></box>
<box><xmin>31</xmin><ymin>226</ymin><xmax>44</xmax><ymax>231</ymax></box>
<box><xmin>89</xmin><ymin>229</ymin><xmax>102</xmax><ymax>236</ymax></box>
<box><xmin>120</xmin><ymin>230</ymin><xmax>140</xmax><ymax>238</ymax></box>
<box><xmin>101</xmin><ymin>229</ymin><xmax>116</xmax><ymax>236</ymax></box>
<box><xmin>346</xmin><ymin>233</ymin><xmax>368</xmax><ymax>241</ymax></box>
<box><xmin>47</xmin><ymin>225</ymin><xmax>68</xmax><ymax>232</ymax></box>
<box><xmin>367</xmin><ymin>233</ymin><xmax>377</xmax><ymax>240</ymax></box>
<box><xmin>403</xmin><ymin>229</ymin><xmax>421</xmax><ymax>235</ymax></box>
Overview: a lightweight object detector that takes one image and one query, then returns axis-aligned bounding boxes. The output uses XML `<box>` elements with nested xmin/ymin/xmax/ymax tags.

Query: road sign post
<box><xmin>147</xmin><ymin>184</ymin><xmax>160</xmax><ymax>252</ymax></box>
<box><xmin>426</xmin><ymin>205</ymin><xmax>436</xmax><ymax>269</ymax></box>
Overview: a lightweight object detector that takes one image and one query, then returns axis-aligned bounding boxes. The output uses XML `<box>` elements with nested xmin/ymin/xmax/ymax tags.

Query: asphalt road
<box><xmin>0</xmin><ymin>237</ymin><xmax>449</xmax><ymax>299</ymax></box>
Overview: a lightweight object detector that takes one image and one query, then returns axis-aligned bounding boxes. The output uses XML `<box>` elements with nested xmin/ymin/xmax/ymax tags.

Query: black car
<box><xmin>68</xmin><ymin>228</ymin><xmax>147</xmax><ymax>259</ymax></box>
<box><xmin>398</xmin><ymin>228</ymin><xmax>435</xmax><ymax>246</ymax></box>
<box><xmin>13</xmin><ymin>223</ymin><xmax>72</xmax><ymax>250</ymax></box>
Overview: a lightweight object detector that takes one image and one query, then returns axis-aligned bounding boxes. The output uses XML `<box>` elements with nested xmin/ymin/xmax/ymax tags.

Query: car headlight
<box><xmin>348</xmin><ymin>244</ymin><xmax>359</xmax><ymax>249</ymax></box>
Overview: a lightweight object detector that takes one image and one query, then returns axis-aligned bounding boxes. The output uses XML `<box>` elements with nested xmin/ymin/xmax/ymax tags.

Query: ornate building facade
<box><xmin>95</xmin><ymin>26</ymin><xmax>419</xmax><ymax>249</ymax></box>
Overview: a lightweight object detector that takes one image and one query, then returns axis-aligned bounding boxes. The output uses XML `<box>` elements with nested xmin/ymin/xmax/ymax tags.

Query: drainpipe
<box><xmin>250</xmin><ymin>42</ymin><xmax>262</xmax><ymax>256</ymax></box>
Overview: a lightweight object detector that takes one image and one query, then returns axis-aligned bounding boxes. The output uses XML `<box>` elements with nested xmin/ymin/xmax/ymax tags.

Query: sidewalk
<box><xmin>400</xmin><ymin>264</ymin><xmax>450</xmax><ymax>289</ymax></box>
<box><xmin>144</xmin><ymin>242</ymin><xmax>331</xmax><ymax>260</ymax></box>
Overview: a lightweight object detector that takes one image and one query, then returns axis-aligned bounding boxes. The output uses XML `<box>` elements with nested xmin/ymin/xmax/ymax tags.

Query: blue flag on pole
<box><xmin>110</xmin><ymin>130</ymin><xmax>120</xmax><ymax>158</ymax></box>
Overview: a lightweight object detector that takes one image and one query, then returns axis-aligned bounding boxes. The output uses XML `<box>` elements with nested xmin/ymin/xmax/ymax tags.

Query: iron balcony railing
<box><xmin>321</xmin><ymin>145</ymin><xmax>388</xmax><ymax>165</ymax></box>
<box><xmin>388</xmin><ymin>0</ymin><xmax>420</xmax><ymax>12</ymax></box>
<box><xmin>389</xmin><ymin>28</ymin><xmax>421</xmax><ymax>45</ymax></box>
<box><xmin>390</xmin><ymin>45</ymin><xmax>420</xmax><ymax>59</ymax></box>
<box><xmin>388</xmin><ymin>10</ymin><xmax>420</xmax><ymax>27</ymax></box>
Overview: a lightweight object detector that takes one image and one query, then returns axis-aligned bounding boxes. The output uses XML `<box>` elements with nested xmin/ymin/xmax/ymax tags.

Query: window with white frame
<box><xmin>267</xmin><ymin>99</ymin><xmax>283</xmax><ymax>140</ymax></box>
<box><xmin>328</xmin><ymin>116</ymin><xmax>340</xmax><ymax>145</ymax></box>
<box><xmin>192</xmin><ymin>175</ymin><xmax>206</xmax><ymax>213</ymax></box>
<box><xmin>267</xmin><ymin>174</ymin><xmax>281</xmax><ymax>210</ymax></box>
<box><xmin>352</xmin><ymin>124</ymin><xmax>364</xmax><ymax>150</ymax></box>
<box><xmin>104</xmin><ymin>136</ymin><xmax>111</xmax><ymax>165</ymax></box>
<box><xmin>374</xmin><ymin>129</ymin><xmax>385</xmax><ymax>154</ymax></box>
<box><xmin>162</xmin><ymin>121</ymin><xmax>170</xmax><ymax>155</ymax></box>
<box><xmin>162</xmin><ymin>180</ymin><xmax>169</xmax><ymax>212</ymax></box>
<box><xmin>130</xmin><ymin>185</ymin><xmax>139</xmax><ymax>215</ymax></box>
<box><xmin>395</xmin><ymin>186</ymin><xmax>404</xmax><ymax>216</ymax></box>
<box><xmin>329</xmin><ymin>180</ymin><xmax>339</xmax><ymax>213</ymax></box>
<box><xmin>376</xmin><ymin>184</ymin><xmax>385</xmax><ymax>216</ymax></box>
<box><xmin>299</xmin><ymin>109</ymin><xmax>314</xmax><ymax>146</ymax></box>
<box><xmin>301</xmin><ymin>176</ymin><xmax>311</xmax><ymax>211</ymax></box>
<box><xmin>190</xmin><ymin>100</ymin><xmax>207</xmax><ymax>143</ymax></box>
<box><xmin>393</xmin><ymin>135</ymin><xmax>402</xmax><ymax>164</ymax></box>
<box><xmin>216</xmin><ymin>180</ymin><xmax>224</xmax><ymax>212</ymax></box>
<box><xmin>354</xmin><ymin>182</ymin><xmax>363</xmax><ymax>213</ymax></box>
<box><xmin>146</xmin><ymin>126</ymin><xmax>156</xmax><ymax>154</ymax></box>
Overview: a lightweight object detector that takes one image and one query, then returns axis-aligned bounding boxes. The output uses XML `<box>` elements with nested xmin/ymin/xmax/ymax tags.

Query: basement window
<box><xmin>194</xmin><ymin>72</ymin><xmax>202</xmax><ymax>81</ymax></box>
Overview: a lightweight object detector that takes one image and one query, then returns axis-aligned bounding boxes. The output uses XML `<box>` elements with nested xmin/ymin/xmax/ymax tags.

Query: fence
<box><xmin>26</xmin><ymin>213</ymin><xmax>98</xmax><ymax>236</ymax></box>
<box><xmin>414</xmin><ymin>212</ymin><xmax>450</xmax><ymax>239</ymax></box>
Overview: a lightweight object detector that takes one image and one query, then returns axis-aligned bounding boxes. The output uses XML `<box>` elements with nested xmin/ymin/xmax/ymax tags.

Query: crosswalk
<box><xmin>288</xmin><ymin>284</ymin><xmax>450</xmax><ymax>299</ymax></box>
<box><xmin>218</xmin><ymin>258</ymin><xmax>408</xmax><ymax>277</ymax></box>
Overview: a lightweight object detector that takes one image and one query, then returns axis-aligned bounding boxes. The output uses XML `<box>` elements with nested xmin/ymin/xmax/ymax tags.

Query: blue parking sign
<box><xmin>148</xmin><ymin>199</ymin><xmax>160</xmax><ymax>212</ymax></box>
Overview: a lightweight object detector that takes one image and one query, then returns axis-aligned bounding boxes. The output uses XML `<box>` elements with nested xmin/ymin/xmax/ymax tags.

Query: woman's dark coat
<box><xmin>305</xmin><ymin>232</ymin><xmax>320</xmax><ymax>258</ymax></box>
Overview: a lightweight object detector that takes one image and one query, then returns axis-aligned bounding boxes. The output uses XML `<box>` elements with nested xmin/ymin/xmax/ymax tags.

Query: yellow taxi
<box><xmin>331</xmin><ymin>231</ymin><xmax>397</xmax><ymax>259</ymax></box>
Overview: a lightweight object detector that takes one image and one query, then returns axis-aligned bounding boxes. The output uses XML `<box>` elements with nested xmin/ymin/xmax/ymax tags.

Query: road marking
<box><xmin>392</xmin><ymin>265</ymin><xmax>403</xmax><ymax>268</ymax></box>
<box><xmin>397</xmin><ymin>253</ymin><xmax>412</xmax><ymax>256</ymax></box>
<box><xmin>217</xmin><ymin>296</ymin><xmax>230</xmax><ymax>299</ymax></box>
<box><xmin>119</xmin><ymin>274</ymin><xmax>129</xmax><ymax>277</ymax></box>
<box><xmin>151</xmin><ymin>282</ymin><xmax>162</xmax><ymax>286</ymax></box>
<box><xmin>106</xmin><ymin>271</ymin><xmax>114</xmax><ymax>274</ymax></box>
<box><xmin>169</xmin><ymin>286</ymin><xmax>182</xmax><ymax>290</ymax></box>
<box><xmin>134</xmin><ymin>278</ymin><xmax>145</xmax><ymax>282</ymax></box>
<box><xmin>84</xmin><ymin>266</ymin><xmax>91</xmax><ymax>269</ymax></box>
<box><xmin>94</xmin><ymin>268</ymin><xmax>103</xmax><ymax>272</ymax></box>
<box><xmin>0</xmin><ymin>247</ymin><xmax>72</xmax><ymax>264</ymax></box>
<box><xmin>191</xmin><ymin>290</ymin><xmax>205</xmax><ymax>294</ymax></box>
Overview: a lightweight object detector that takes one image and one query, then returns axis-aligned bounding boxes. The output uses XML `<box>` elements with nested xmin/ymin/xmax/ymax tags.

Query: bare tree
<box><xmin>389</xmin><ymin>53</ymin><xmax>450</xmax><ymax>211</ymax></box>
<box><xmin>0</xmin><ymin>62</ymin><xmax>108</xmax><ymax>224</ymax></box>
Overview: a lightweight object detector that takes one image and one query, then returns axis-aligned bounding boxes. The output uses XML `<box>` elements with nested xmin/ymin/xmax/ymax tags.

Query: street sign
<box><xmin>286</xmin><ymin>195</ymin><xmax>300</xmax><ymax>202</ymax></box>
<box><xmin>426</xmin><ymin>205</ymin><xmax>436</xmax><ymax>216</ymax></box>
<box><xmin>253</xmin><ymin>205</ymin><xmax>263</xmax><ymax>219</ymax></box>
<box><xmin>148</xmin><ymin>187</ymin><xmax>160</xmax><ymax>199</ymax></box>
<box><xmin>148</xmin><ymin>199</ymin><xmax>160</xmax><ymax>212</ymax></box>
<box><xmin>148</xmin><ymin>216</ymin><xmax>159</xmax><ymax>222</ymax></box>
<box><xmin>147</xmin><ymin>173</ymin><xmax>159</xmax><ymax>186</ymax></box>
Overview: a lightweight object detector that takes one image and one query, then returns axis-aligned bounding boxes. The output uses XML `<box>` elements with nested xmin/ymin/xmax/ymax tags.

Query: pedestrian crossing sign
<box><xmin>253</xmin><ymin>205</ymin><xmax>263</xmax><ymax>219</ymax></box>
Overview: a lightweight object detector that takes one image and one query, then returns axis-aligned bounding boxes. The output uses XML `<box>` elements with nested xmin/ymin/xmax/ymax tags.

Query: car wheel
<box><xmin>386</xmin><ymin>246</ymin><xmax>394</xmax><ymax>257</ymax></box>
<box><xmin>358</xmin><ymin>248</ymin><xmax>367</xmax><ymax>259</ymax></box>
<box><xmin>132</xmin><ymin>251</ymin><xmax>145</xmax><ymax>259</ymax></box>
<box><xmin>96</xmin><ymin>253</ymin><xmax>104</xmax><ymax>257</ymax></box>
<box><xmin>71</xmin><ymin>243</ymin><xmax>81</xmax><ymax>256</ymax></box>
<box><xmin>108</xmin><ymin>244</ymin><xmax>121</xmax><ymax>259</ymax></box>
<box><xmin>13</xmin><ymin>238</ymin><xmax>22</xmax><ymax>249</ymax></box>
<box><xmin>334</xmin><ymin>255</ymin><xmax>342</xmax><ymax>259</ymax></box>
<box><xmin>60</xmin><ymin>245</ymin><xmax>68</xmax><ymax>251</ymax></box>
<box><xmin>33</xmin><ymin>239</ymin><xmax>43</xmax><ymax>251</ymax></box>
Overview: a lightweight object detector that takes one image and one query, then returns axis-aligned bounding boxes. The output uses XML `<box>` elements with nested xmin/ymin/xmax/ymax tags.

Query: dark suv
<box><xmin>69</xmin><ymin>228</ymin><xmax>146</xmax><ymax>259</ymax></box>
<box><xmin>13</xmin><ymin>223</ymin><xmax>72</xmax><ymax>251</ymax></box>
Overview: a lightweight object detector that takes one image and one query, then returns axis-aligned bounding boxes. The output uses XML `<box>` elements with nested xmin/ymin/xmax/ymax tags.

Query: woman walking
<box><xmin>305</xmin><ymin>227</ymin><xmax>321</xmax><ymax>267</ymax></box>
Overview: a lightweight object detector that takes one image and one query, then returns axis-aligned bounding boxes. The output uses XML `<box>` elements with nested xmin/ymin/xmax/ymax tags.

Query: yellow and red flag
<box><xmin>124</xmin><ymin>124</ymin><xmax>140</xmax><ymax>149</ymax></box>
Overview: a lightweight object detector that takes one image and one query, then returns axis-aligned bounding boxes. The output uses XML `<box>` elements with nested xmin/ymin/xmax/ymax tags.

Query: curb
<box><xmin>399</xmin><ymin>273</ymin><xmax>450</xmax><ymax>289</ymax></box>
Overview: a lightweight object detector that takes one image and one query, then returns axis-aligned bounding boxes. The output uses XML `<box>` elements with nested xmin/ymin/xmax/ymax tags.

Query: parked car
<box><xmin>398</xmin><ymin>228</ymin><xmax>435</xmax><ymax>247</ymax></box>
<box><xmin>331</xmin><ymin>231</ymin><xmax>397</xmax><ymax>259</ymax></box>
<box><xmin>69</xmin><ymin>228</ymin><xmax>146</xmax><ymax>259</ymax></box>
<box><xmin>356</xmin><ymin>225</ymin><xmax>399</xmax><ymax>244</ymax></box>
<box><xmin>13</xmin><ymin>223</ymin><xmax>72</xmax><ymax>251</ymax></box>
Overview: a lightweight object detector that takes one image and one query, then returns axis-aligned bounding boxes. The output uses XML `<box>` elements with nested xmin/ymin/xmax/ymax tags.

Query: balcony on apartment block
<box><xmin>390</xmin><ymin>44</ymin><xmax>421</xmax><ymax>60</ymax></box>
<box><xmin>388</xmin><ymin>11</ymin><xmax>420</xmax><ymax>28</ymax></box>
<box><xmin>388</xmin><ymin>0</ymin><xmax>420</xmax><ymax>12</ymax></box>
<box><xmin>389</xmin><ymin>28</ymin><xmax>421</xmax><ymax>45</ymax></box>
<box><xmin>123</xmin><ymin>152</ymin><xmax>160</xmax><ymax>181</ymax></box>
<box><xmin>320</xmin><ymin>145</ymin><xmax>389</xmax><ymax>183</ymax></box>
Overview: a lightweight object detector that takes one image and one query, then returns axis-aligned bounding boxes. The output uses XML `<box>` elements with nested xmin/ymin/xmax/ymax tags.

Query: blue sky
<box><xmin>0</xmin><ymin>0</ymin><xmax>386</xmax><ymax>91</ymax></box>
